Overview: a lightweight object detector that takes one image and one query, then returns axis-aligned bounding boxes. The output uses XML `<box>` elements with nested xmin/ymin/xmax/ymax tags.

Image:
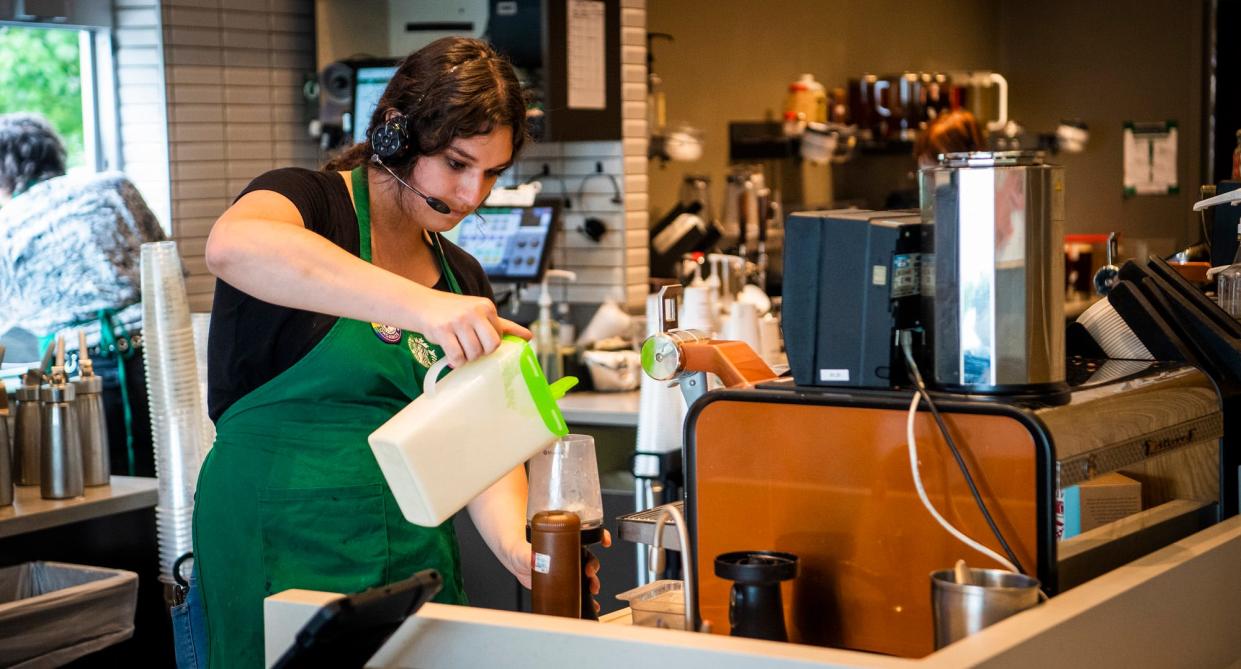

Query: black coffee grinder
<box><xmin>714</xmin><ymin>551</ymin><xmax>799</xmax><ymax>641</ymax></box>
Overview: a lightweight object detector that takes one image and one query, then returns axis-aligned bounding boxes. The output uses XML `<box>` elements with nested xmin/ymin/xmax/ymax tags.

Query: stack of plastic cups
<box><xmin>141</xmin><ymin>242</ymin><xmax>212</xmax><ymax>586</ymax></box>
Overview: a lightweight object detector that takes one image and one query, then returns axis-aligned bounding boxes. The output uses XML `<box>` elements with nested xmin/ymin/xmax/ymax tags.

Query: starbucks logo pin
<box><xmin>409</xmin><ymin>335</ymin><xmax>438</xmax><ymax>368</ymax></box>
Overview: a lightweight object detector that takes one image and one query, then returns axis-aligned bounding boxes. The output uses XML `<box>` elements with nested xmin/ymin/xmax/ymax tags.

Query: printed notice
<box><xmin>567</xmin><ymin>0</ymin><xmax>606</xmax><ymax>110</ymax></box>
<box><xmin>1123</xmin><ymin>121</ymin><xmax>1179</xmax><ymax>197</ymax></box>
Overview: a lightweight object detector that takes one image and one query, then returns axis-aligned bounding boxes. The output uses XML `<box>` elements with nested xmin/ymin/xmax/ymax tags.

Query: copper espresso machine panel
<box><xmin>683</xmin><ymin>362</ymin><xmax>1222</xmax><ymax>658</ymax></box>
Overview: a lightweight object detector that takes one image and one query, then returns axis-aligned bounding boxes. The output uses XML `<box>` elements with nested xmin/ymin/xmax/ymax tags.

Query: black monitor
<box><xmin>449</xmin><ymin>200</ymin><xmax>560</xmax><ymax>283</ymax></box>
<box><xmin>351</xmin><ymin>63</ymin><xmax>399</xmax><ymax>144</ymax></box>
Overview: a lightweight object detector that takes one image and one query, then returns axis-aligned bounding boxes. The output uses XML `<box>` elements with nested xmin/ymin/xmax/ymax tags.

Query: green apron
<box><xmin>193</xmin><ymin>167</ymin><xmax>467</xmax><ymax>669</ymax></box>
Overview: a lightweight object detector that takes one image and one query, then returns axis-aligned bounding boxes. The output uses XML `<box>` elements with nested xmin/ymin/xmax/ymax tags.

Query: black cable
<box><xmin>899</xmin><ymin>332</ymin><xmax>1028</xmax><ymax>575</ymax></box>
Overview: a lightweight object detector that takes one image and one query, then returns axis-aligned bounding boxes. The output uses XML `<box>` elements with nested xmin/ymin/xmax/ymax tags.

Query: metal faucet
<box><xmin>650</xmin><ymin>502</ymin><xmax>697</xmax><ymax>632</ymax></box>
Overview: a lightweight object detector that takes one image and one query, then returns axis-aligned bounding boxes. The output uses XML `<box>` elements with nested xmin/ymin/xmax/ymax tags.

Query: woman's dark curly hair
<box><xmin>0</xmin><ymin>113</ymin><xmax>67</xmax><ymax>197</ymax></box>
<box><xmin>324</xmin><ymin>37</ymin><xmax>528</xmax><ymax>176</ymax></box>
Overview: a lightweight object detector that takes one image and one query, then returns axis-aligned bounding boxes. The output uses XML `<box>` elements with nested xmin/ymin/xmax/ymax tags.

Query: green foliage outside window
<box><xmin>0</xmin><ymin>25</ymin><xmax>85</xmax><ymax>169</ymax></box>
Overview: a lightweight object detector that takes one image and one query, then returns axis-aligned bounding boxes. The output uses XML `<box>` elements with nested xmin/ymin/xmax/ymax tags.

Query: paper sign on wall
<box><xmin>1123</xmin><ymin>121</ymin><xmax>1179</xmax><ymax>197</ymax></box>
<box><xmin>566</xmin><ymin>0</ymin><xmax>606</xmax><ymax>110</ymax></box>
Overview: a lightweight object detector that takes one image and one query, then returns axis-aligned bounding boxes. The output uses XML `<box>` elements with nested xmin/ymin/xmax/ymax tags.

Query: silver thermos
<box><xmin>920</xmin><ymin>151</ymin><xmax>1067</xmax><ymax>398</ymax></box>
<box><xmin>41</xmin><ymin>336</ymin><xmax>84</xmax><ymax>500</ymax></box>
<box><xmin>13</xmin><ymin>366</ymin><xmax>45</xmax><ymax>487</ymax></box>
<box><xmin>0</xmin><ymin>345</ymin><xmax>12</xmax><ymax>506</ymax></box>
<box><xmin>75</xmin><ymin>332</ymin><xmax>110</xmax><ymax>487</ymax></box>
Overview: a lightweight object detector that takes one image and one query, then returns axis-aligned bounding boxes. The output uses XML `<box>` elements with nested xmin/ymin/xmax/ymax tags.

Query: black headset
<box><xmin>369</xmin><ymin>113</ymin><xmax>414</xmax><ymax>162</ymax></box>
<box><xmin>368</xmin><ymin>113</ymin><xmax>453</xmax><ymax>215</ymax></box>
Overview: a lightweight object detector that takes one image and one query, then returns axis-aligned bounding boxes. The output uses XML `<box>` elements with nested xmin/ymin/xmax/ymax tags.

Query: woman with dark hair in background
<box><xmin>0</xmin><ymin>112</ymin><xmax>66</xmax><ymax>202</ymax></box>
<box><xmin>0</xmin><ymin>112</ymin><xmax>163</xmax><ymax>478</ymax></box>
<box><xmin>191</xmin><ymin>37</ymin><xmax>605</xmax><ymax>668</ymax></box>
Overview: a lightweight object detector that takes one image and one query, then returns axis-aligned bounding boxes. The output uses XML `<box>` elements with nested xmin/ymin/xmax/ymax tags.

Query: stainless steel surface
<box><xmin>931</xmin><ymin>567</ymin><xmax>1040</xmax><ymax>649</ymax></box>
<box><xmin>40</xmin><ymin>382</ymin><xmax>83</xmax><ymax>500</ymax></box>
<box><xmin>13</xmin><ymin>376</ymin><xmax>42</xmax><ymax>487</ymax></box>
<box><xmin>921</xmin><ymin>150</ymin><xmax>1066</xmax><ymax>392</ymax></box>
<box><xmin>1036</xmin><ymin>363</ymin><xmax>1222</xmax><ymax>484</ymax></box>
<box><xmin>617</xmin><ymin>501</ymin><xmax>684</xmax><ymax>551</ymax></box>
<box><xmin>0</xmin><ymin>406</ymin><xmax>10</xmax><ymax>507</ymax></box>
<box><xmin>1093</xmin><ymin>232</ymin><xmax>1120</xmax><ymax>296</ymax></box>
<box><xmin>76</xmin><ymin>331</ymin><xmax>109</xmax><ymax>487</ymax></box>
<box><xmin>0</xmin><ymin>347</ymin><xmax>10</xmax><ymax>506</ymax></box>
<box><xmin>75</xmin><ymin>378</ymin><xmax>109</xmax><ymax>487</ymax></box>
<box><xmin>650</xmin><ymin>503</ymin><xmax>696</xmax><ymax>632</ymax></box>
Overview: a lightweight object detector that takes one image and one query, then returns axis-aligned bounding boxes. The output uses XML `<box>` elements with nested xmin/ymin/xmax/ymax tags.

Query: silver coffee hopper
<box><xmin>920</xmin><ymin>150</ymin><xmax>1068</xmax><ymax>399</ymax></box>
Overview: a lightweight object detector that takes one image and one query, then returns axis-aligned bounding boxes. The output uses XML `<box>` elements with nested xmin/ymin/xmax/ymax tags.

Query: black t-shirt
<box><xmin>207</xmin><ymin>167</ymin><xmax>494</xmax><ymax>422</ymax></box>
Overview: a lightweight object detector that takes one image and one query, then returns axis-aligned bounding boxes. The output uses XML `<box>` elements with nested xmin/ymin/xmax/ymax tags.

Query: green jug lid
<box><xmin>510</xmin><ymin>335</ymin><xmax>577</xmax><ymax>437</ymax></box>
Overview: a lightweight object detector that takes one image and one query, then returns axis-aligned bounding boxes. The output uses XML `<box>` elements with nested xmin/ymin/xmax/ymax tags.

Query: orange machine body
<box><xmin>685</xmin><ymin>386</ymin><xmax>1051</xmax><ymax>658</ymax></box>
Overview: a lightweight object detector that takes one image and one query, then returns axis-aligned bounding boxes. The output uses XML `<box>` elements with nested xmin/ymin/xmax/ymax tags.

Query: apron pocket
<box><xmin>258</xmin><ymin>483</ymin><xmax>389</xmax><ymax>596</ymax></box>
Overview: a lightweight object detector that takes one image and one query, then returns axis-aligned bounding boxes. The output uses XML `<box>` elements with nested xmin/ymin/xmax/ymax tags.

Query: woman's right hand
<box><xmin>414</xmin><ymin>291</ymin><xmax>531</xmax><ymax>368</ymax></box>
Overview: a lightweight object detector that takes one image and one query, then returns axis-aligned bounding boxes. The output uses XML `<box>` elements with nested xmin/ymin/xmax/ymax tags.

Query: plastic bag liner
<box><xmin>0</xmin><ymin>561</ymin><xmax>139</xmax><ymax>668</ymax></box>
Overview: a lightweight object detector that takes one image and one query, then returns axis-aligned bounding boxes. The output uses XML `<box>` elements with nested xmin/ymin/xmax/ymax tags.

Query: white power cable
<box><xmin>905</xmin><ymin>390</ymin><xmax>1019</xmax><ymax>573</ymax></box>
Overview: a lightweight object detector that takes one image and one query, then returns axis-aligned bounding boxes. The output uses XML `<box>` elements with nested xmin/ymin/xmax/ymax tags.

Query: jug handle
<box><xmin>424</xmin><ymin>357</ymin><xmax>452</xmax><ymax>396</ymax></box>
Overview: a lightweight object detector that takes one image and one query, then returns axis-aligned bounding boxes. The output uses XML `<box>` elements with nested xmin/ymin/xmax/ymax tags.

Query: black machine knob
<box><xmin>714</xmin><ymin>551</ymin><xmax>799</xmax><ymax>642</ymax></box>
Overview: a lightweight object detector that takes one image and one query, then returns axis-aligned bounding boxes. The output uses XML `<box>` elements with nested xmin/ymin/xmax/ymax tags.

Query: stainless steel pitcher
<box><xmin>920</xmin><ymin>151</ymin><xmax>1066</xmax><ymax>396</ymax></box>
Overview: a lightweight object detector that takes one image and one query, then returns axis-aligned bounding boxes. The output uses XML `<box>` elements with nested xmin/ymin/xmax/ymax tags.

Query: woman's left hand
<box><xmin>519</xmin><ymin>529</ymin><xmax>613</xmax><ymax>612</ymax></box>
<box><xmin>585</xmin><ymin>530</ymin><xmax>613</xmax><ymax>613</ymax></box>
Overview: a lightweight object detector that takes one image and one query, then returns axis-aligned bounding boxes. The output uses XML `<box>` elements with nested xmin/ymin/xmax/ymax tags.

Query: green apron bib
<box><xmin>193</xmin><ymin>167</ymin><xmax>467</xmax><ymax>669</ymax></box>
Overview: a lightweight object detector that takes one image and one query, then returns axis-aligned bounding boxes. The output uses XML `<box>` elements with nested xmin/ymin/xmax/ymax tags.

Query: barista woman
<box><xmin>193</xmin><ymin>37</ymin><xmax>601</xmax><ymax>668</ymax></box>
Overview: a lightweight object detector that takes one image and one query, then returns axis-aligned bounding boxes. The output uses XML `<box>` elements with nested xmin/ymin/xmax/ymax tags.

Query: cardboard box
<box><xmin>1061</xmin><ymin>472</ymin><xmax>1142</xmax><ymax>539</ymax></box>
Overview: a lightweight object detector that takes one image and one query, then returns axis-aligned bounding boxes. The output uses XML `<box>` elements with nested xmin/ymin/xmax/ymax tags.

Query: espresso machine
<box><xmin>627</xmin><ymin>151</ymin><xmax>1235</xmax><ymax>657</ymax></box>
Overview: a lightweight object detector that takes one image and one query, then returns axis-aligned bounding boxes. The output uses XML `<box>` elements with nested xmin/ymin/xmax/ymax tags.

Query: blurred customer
<box><xmin>886</xmin><ymin>109</ymin><xmax>985</xmax><ymax>208</ymax></box>
<box><xmin>914</xmin><ymin>108</ymin><xmax>985</xmax><ymax>167</ymax></box>
<box><xmin>0</xmin><ymin>112</ymin><xmax>164</xmax><ymax>477</ymax></box>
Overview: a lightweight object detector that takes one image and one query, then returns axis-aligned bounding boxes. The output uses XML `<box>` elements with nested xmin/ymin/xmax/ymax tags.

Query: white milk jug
<box><xmin>369</xmin><ymin>335</ymin><xmax>577</xmax><ymax>526</ymax></box>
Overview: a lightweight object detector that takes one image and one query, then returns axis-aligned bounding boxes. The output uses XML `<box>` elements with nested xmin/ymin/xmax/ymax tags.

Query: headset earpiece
<box><xmin>370</xmin><ymin>114</ymin><xmax>411</xmax><ymax>161</ymax></box>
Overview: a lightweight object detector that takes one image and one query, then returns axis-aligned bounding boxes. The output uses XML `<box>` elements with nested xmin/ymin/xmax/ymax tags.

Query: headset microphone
<box><xmin>369</xmin><ymin>155</ymin><xmax>453</xmax><ymax>215</ymax></box>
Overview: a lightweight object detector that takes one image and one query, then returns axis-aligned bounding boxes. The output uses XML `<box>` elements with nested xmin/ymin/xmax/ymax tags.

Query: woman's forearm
<box><xmin>467</xmin><ymin>465</ymin><xmax>532</xmax><ymax>588</ymax></box>
<box><xmin>206</xmin><ymin>213</ymin><xmax>435</xmax><ymax>332</ymax></box>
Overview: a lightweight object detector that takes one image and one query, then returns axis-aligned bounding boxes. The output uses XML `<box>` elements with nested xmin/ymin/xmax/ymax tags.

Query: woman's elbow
<box><xmin>204</xmin><ymin>218</ymin><xmax>238</xmax><ymax>278</ymax></box>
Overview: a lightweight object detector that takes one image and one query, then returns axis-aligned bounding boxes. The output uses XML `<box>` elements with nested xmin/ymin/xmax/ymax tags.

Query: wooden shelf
<box><xmin>0</xmin><ymin>476</ymin><xmax>159</xmax><ymax>540</ymax></box>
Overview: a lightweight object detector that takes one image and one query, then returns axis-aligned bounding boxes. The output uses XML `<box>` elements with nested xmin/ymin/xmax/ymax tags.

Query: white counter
<box><xmin>558</xmin><ymin>390</ymin><xmax>640</xmax><ymax>427</ymax></box>
<box><xmin>266</xmin><ymin>516</ymin><xmax>1241</xmax><ymax>669</ymax></box>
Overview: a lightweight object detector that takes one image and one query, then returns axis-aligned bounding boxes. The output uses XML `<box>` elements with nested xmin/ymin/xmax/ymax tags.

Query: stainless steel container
<box><xmin>40</xmin><ymin>381</ymin><xmax>84</xmax><ymax>500</ymax></box>
<box><xmin>13</xmin><ymin>370</ymin><xmax>43</xmax><ymax>487</ymax></box>
<box><xmin>75</xmin><ymin>334</ymin><xmax>110</xmax><ymax>488</ymax></box>
<box><xmin>75</xmin><ymin>374</ymin><xmax>109</xmax><ymax>487</ymax></box>
<box><xmin>920</xmin><ymin>151</ymin><xmax>1066</xmax><ymax>396</ymax></box>
<box><xmin>0</xmin><ymin>367</ymin><xmax>11</xmax><ymax>507</ymax></box>
<box><xmin>931</xmin><ymin>567</ymin><xmax>1040</xmax><ymax>649</ymax></box>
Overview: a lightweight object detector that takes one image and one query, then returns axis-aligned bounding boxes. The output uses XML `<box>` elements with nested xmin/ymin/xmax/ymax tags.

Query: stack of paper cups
<box><xmin>722</xmin><ymin>302</ymin><xmax>762</xmax><ymax>355</ymax></box>
<box><xmin>141</xmin><ymin>241</ymin><xmax>213</xmax><ymax>583</ymax></box>
<box><xmin>679</xmin><ymin>285</ymin><xmax>716</xmax><ymax>335</ymax></box>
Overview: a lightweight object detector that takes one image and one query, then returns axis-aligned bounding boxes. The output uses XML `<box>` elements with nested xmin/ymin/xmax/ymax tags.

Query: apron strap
<box><xmin>350</xmin><ymin>166</ymin><xmax>462</xmax><ymax>296</ymax></box>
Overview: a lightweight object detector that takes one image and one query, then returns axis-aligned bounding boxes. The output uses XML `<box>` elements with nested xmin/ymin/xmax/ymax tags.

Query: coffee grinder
<box><xmin>527</xmin><ymin>434</ymin><xmax>605</xmax><ymax>620</ymax></box>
